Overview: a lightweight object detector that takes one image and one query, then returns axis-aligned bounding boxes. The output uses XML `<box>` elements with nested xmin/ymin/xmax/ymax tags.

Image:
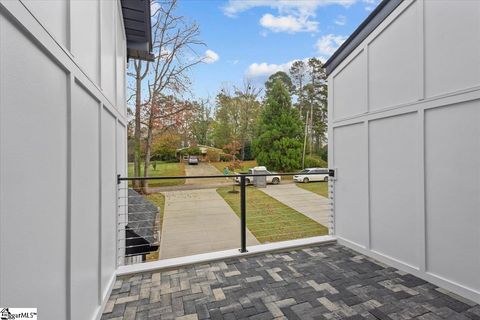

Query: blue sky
<box><xmin>176</xmin><ymin>0</ymin><xmax>381</xmax><ymax>100</ymax></box>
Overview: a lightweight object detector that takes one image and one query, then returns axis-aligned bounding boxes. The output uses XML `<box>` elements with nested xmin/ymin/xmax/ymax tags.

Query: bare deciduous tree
<box><xmin>127</xmin><ymin>0</ymin><xmax>205</xmax><ymax>193</ymax></box>
<box><xmin>128</xmin><ymin>61</ymin><xmax>149</xmax><ymax>189</ymax></box>
<box><xmin>234</xmin><ymin>81</ymin><xmax>262</xmax><ymax>160</ymax></box>
<box><xmin>143</xmin><ymin>0</ymin><xmax>205</xmax><ymax>191</ymax></box>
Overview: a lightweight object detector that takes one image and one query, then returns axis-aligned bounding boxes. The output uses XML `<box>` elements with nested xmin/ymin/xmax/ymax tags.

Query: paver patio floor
<box><xmin>102</xmin><ymin>243</ymin><xmax>479</xmax><ymax>320</ymax></box>
<box><xmin>260</xmin><ymin>184</ymin><xmax>330</xmax><ymax>227</ymax></box>
<box><xmin>159</xmin><ymin>189</ymin><xmax>258</xmax><ymax>259</ymax></box>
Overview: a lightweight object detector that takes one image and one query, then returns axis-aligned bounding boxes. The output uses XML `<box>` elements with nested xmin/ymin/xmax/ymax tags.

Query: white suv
<box><xmin>235</xmin><ymin>166</ymin><xmax>281</xmax><ymax>185</ymax></box>
<box><xmin>294</xmin><ymin>168</ymin><xmax>329</xmax><ymax>183</ymax></box>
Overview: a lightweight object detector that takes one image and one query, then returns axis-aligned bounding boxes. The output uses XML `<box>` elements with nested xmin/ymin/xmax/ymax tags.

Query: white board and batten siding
<box><xmin>0</xmin><ymin>1</ymin><xmax>128</xmax><ymax>320</ymax></box>
<box><xmin>328</xmin><ymin>0</ymin><xmax>480</xmax><ymax>304</ymax></box>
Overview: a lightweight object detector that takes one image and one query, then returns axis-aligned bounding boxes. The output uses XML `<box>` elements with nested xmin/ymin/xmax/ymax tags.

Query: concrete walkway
<box><xmin>260</xmin><ymin>184</ymin><xmax>330</xmax><ymax>227</ymax></box>
<box><xmin>159</xmin><ymin>188</ymin><xmax>258</xmax><ymax>259</ymax></box>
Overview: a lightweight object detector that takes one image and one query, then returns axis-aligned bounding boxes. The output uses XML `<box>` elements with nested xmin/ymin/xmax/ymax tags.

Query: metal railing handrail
<box><xmin>118</xmin><ymin>170</ymin><xmax>334</xmax><ymax>182</ymax></box>
<box><xmin>117</xmin><ymin>169</ymin><xmax>335</xmax><ymax>264</ymax></box>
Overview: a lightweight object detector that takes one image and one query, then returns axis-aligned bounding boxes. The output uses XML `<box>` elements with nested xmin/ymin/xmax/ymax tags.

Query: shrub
<box><xmin>152</xmin><ymin>134</ymin><xmax>180</xmax><ymax>161</ymax></box>
<box><xmin>220</xmin><ymin>153</ymin><xmax>232</xmax><ymax>162</ymax></box>
<box><xmin>186</xmin><ymin>146</ymin><xmax>201</xmax><ymax>155</ymax></box>
<box><xmin>242</xmin><ymin>141</ymin><xmax>254</xmax><ymax>160</ymax></box>
<box><xmin>206</xmin><ymin>149</ymin><xmax>220</xmax><ymax>162</ymax></box>
<box><xmin>304</xmin><ymin>155</ymin><xmax>327</xmax><ymax>168</ymax></box>
<box><xmin>319</xmin><ymin>145</ymin><xmax>328</xmax><ymax>162</ymax></box>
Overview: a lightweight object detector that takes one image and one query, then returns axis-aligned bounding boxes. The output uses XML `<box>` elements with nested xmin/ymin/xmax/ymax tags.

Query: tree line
<box><xmin>128</xmin><ymin>0</ymin><xmax>328</xmax><ymax>191</ymax></box>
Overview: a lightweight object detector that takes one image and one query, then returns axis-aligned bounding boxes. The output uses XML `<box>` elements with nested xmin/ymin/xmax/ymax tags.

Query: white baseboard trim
<box><xmin>94</xmin><ymin>273</ymin><xmax>117</xmax><ymax>320</ymax></box>
<box><xmin>337</xmin><ymin>237</ymin><xmax>480</xmax><ymax>305</ymax></box>
<box><xmin>117</xmin><ymin>235</ymin><xmax>337</xmax><ymax>276</ymax></box>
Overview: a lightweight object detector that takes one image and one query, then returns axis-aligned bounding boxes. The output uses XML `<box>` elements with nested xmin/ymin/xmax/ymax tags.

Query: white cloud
<box><xmin>246</xmin><ymin>61</ymin><xmax>293</xmax><ymax>78</ymax></box>
<box><xmin>203</xmin><ymin>49</ymin><xmax>219</xmax><ymax>64</ymax></box>
<box><xmin>245</xmin><ymin>57</ymin><xmax>328</xmax><ymax>78</ymax></box>
<box><xmin>223</xmin><ymin>0</ymin><xmax>357</xmax><ymax>35</ymax></box>
<box><xmin>334</xmin><ymin>15</ymin><xmax>346</xmax><ymax>26</ymax></box>
<box><xmin>222</xmin><ymin>0</ymin><xmax>357</xmax><ymax>17</ymax></box>
<box><xmin>315</xmin><ymin>34</ymin><xmax>347</xmax><ymax>57</ymax></box>
<box><xmin>259</xmin><ymin>13</ymin><xmax>318</xmax><ymax>33</ymax></box>
<box><xmin>362</xmin><ymin>0</ymin><xmax>380</xmax><ymax>11</ymax></box>
<box><xmin>151</xmin><ymin>1</ymin><xmax>161</xmax><ymax>14</ymax></box>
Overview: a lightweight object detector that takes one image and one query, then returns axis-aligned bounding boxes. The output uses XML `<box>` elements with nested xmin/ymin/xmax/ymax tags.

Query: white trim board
<box><xmin>338</xmin><ymin>237</ymin><xmax>480</xmax><ymax>305</ymax></box>
<box><xmin>117</xmin><ymin>236</ymin><xmax>337</xmax><ymax>276</ymax></box>
<box><xmin>94</xmin><ymin>273</ymin><xmax>116</xmax><ymax>320</ymax></box>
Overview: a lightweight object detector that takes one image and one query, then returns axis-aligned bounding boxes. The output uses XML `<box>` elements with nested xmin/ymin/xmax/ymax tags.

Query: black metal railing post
<box><xmin>240</xmin><ymin>175</ymin><xmax>247</xmax><ymax>253</ymax></box>
<box><xmin>117</xmin><ymin>170</ymin><xmax>333</xmax><ymax>263</ymax></box>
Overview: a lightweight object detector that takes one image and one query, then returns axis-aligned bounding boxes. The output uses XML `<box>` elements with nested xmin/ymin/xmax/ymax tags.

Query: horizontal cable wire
<box><xmin>117</xmin><ymin>171</ymin><xmax>335</xmax><ymax>266</ymax></box>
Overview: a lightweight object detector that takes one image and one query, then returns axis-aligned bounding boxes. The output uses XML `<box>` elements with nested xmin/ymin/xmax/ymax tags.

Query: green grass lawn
<box><xmin>145</xmin><ymin>192</ymin><xmax>165</xmax><ymax>217</ymax></box>
<box><xmin>144</xmin><ymin>192</ymin><xmax>165</xmax><ymax>261</ymax></box>
<box><xmin>295</xmin><ymin>181</ymin><xmax>329</xmax><ymax>197</ymax></box>
<box><xmin>128</xmin><ymin>162</ymin><xmax>185</xmax><ymax>187</ymax></box>
<box><xmin>217</xmin><ymin>186</ymin><xmax>328</xmax><ymax>243</ymax></box>
<box><xmin>210</xmin><ymin>160</ymin><xmax>258</xmax><ymax>173</ymax></box>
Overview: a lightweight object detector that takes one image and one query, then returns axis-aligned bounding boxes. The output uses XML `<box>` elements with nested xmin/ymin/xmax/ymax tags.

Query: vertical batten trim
<box><xmin>66</xmin><ymin>0</ymin><xmax>71</xmax><ymax>52</ymax></box>
<box><xmin>114</xmin><ymin>0</ymin><xmax>118</xmax><ymax>108</ymax></box>
<box><xmin>66</xmin><ymin>73</ymin><xmax>73</xmax><ymax>320</ymax></box>
<box><xmin>418</xmin><ymin>109</ymin><xmax>426</xmax><ymax>271</ymax></box>
<box><xmin>0</xmin><ymin>11</ymin><xmax>3</xmax><ymax>304</ymax></box>
<box><xmin>418</xmin><ymin>0</ymin><xmax>425</xmax><ymax>101</ymax></box>
<box><xmin>98</xmin><ymin>102</ymin><xmax>103</xmax><ymax>304</ymax></box>
<box><xmin>366</xmin><ymin>120</ymin><xmax>371</xmax><ymax>249</ymax></box>
<box><xmin>114</xmin><ymin>118</ymin><xmax>119</xmax><ymax>268</ymax></box>
<box><xmin>98</xmin><ymin>0</ymin><xmax>102</xmax><ymax>89</ymax></box>
<box><xmin>366</xmin><ymin>45</ymin><xmax>370</xmax><ymax>112</ymax></box>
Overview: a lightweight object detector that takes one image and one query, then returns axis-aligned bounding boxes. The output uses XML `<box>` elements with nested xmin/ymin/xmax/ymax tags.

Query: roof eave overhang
<box><xmin>127</xmin><ymin>47</ymin><xmax>155</xmax><ymax>61</ymax></box>
<box><xmin>121</xmin><ymin>0</ymin><xmax>154</xmax><ymax>62</ymax></box>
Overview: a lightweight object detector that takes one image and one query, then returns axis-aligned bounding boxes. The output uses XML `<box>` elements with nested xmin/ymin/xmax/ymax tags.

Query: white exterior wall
<box><xmin>0</xmin><ymin>1</ymin><xmax>128</xmax><ymax>319</ymax></box>
<box><xmin>329</xmin><ymin>0</ymin><xmax>480</xmax><ymax>304</ymax></box>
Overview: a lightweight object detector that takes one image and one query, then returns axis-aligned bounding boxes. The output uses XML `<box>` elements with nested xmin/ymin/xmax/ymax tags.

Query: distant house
<box><xmin>177</xmin><ymin>145</ymin><xmax>224</xmax><ymax>162</ymax></box>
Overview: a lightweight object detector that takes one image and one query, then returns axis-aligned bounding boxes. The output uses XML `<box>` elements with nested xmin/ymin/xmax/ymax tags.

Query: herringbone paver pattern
<box><xmin>102</xmin><ymin>244</ymin><xmax>480</xmax><ymax>320</ymax></box>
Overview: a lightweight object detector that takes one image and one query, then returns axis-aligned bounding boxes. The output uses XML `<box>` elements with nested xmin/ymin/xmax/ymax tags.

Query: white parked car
<box><xmin>235</xmin><ymin>166</ymin><xmax>281</xmax><ymax>185</ymax></box>
<box><xmin>294</xmin><ymin>168</ymin><xmax>329</xmax><ymax>183</ymax></box>
<box><xmin>188</xmin><ymin>155</ymin><xmax>199</xmax><ymax>165</ymax></box>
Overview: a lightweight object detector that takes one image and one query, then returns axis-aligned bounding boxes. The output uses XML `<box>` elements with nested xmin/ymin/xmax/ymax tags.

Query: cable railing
<box><xmin>116</xmin><ymin>169</ymin><xmax>335</xmax><ymax>266</ymax></box>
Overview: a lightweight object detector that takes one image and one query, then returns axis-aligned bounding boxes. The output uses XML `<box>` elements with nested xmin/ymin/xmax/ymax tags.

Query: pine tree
<box><xmin>264</xmin><ymin>71</ymin><xmax>294</xmax><ymax>96</ymax></box>
<box><xmin>253</xmin><ymin>80</ymin><xmax>304</xmax><ymax>172</ymax></box>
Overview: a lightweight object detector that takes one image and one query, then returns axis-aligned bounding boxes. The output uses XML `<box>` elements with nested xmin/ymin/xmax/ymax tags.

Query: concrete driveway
<box><xmin>185</xmin><ymin>162</ymin><xmax>230</xmax><ymax>185</ymax></box>
<box><xmin>260</xmin><ymin>184</ymin><xmax>330</xmax><ymax>227</ymax></box>
<box><xmin>159</xmin><ymin>188</ymin><xmax>258</xmax><ymax>259</ymax></box>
